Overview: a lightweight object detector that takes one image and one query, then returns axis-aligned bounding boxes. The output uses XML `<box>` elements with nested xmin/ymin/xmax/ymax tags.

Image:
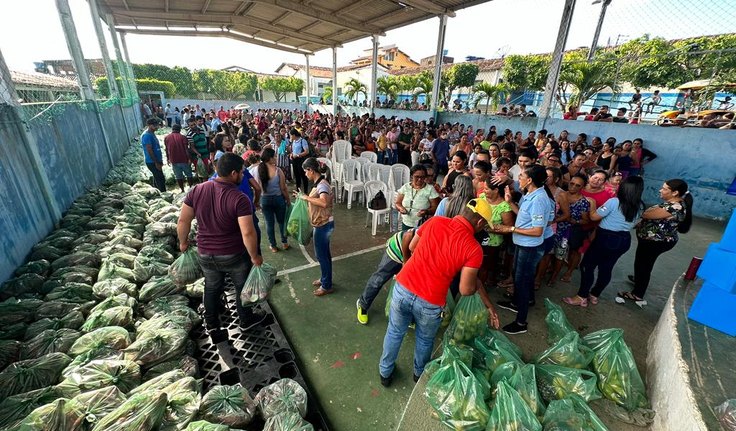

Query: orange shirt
<box><xmin>396</xmin><ymin>216</ymin><xmax>483</xmax><ymax>306</ymax></box>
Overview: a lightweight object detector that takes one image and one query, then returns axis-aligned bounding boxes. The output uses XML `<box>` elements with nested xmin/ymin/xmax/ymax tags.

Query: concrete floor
<box><xmin>261</xmin><ymin>193</ymin><xmax>727</xmax><ymax>431</ymax></box>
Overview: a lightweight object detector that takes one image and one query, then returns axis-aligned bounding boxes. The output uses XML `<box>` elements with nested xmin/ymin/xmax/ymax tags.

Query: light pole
<box><xmin>588</xmin><ymin>0</ymin><xmax>611</xmax><ymax>61</ymax></box>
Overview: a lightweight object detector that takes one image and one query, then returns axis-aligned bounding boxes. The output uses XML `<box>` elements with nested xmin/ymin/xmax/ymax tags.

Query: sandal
<box><xmin>269</xmin><ymin>246</ymin><xmax>279</xmax><ymax>253</ymax></box>
<box><xmin>617</xmin><ymin>291</ymin><xmax>642</xmax><ymax>301</ymax></box>
<box><xmin>313</xmin><ymin>287</ymin><xmax>334</xmax><ymax>297</ymax></box>
<box><xmin>589</xmin><ymin>295</ymin><xmax>599</xmax><ymax>305</ymax></box>
<box><xmin>562</xmin><ymin>296</ymin><xmax>588</xmax><ymax>307</ymax></box>
<box><xmin>282</xmin><ymin>243</ymin><xmax>290</xmax><ymax>251</ymax></box>
<box><xmin>312</xmin><ymin>279</ymin><xmax>322</xmax><ymax>287</ymax></box>
<box><xmin>560</xmin><ymin>274</ymin><xmax>572</xmax><ymax>283</ymax></box>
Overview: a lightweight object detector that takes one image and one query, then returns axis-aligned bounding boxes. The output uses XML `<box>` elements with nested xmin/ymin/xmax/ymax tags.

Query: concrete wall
<box><xmin>309</xmin><ymin>105</ymin><xmax>434</xmax><ymax>123</ymax></box>
<box><xmin>1</xmin><ymin>101</ymin><xmax>140</xmax><ymax>284</ymax></box>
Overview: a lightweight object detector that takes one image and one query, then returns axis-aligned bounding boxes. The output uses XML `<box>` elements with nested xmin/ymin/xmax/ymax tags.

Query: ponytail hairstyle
<box><xmin>302</xmin><ymin>157</ymin><xmax>331</xmax><ymax>183</ymax></box>
<box><xmin>258</xmin><ymin>147</ymin><xmax>276</xmax><ymax>187</ymax></box>
<box><xmin>666</xmin><ymin>178</ymin><xmax>693</xmax><ymax>233</ymax></box>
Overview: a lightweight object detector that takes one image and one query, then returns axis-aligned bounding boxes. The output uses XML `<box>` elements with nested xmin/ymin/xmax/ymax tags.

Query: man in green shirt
<box><xmin>356</xmin><ymin>229</ymin><xmax>415</xmax><ymax>325</ymax></box>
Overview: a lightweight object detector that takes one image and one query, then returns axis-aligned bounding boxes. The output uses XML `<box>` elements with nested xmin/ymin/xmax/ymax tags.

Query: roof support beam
<box><xmin>201</xmin><ymin>0</ymin><xmax>211</xmax><ymax>14</ymax></box>
<box><xmin>397</xmin><ymin>0</ymin><xmax>456</xmax><ymax>17</ymax></box>
<box><xmin>234</xmin><ymin>1</ymin><xmax>254</xmax><ymax>15</ymax></box>
<box><xmin>121</xmin><ymin>0</ymin><xmax>130</xmax><ymax>11</ymax></box>
<box><xmin>108</xmin><ymin>9</ymin><xmax>340</xmax><ymax>46</ymax></box>
<box><xmin>300</xmin><ymin>20</ymin><xmax>321</xmax><ymax>32</ymax></box>
<box><xmin>165</xmin><ymin>0</ymin><xmax>169</xmax><ymax>12</ymax></box>
<box><xmin>117</xmin><ymin>28</ymin><xmax>313</xmax><ymax>55</ymax></box>
<box><xmin>249</xmin><ymin>0</ymin><xmax>384</xmax><ymax>35</ymax></box>
<box><xmin>270</xmin><ymin>11</ymin><xmax>291</xmax><ymax>25</ymax></box>
<box><xmin>336</xmin><ymin>0</ymin><xmax>368</xmax><ymax>17</ymax></box>
<box><xmin>324</xmin><ymin>28</ymin><xmax>350</xmax><ymax>39</ymax></box>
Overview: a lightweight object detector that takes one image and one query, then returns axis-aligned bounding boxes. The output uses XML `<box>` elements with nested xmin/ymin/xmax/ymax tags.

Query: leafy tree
<box><xmin>95</xmin><ymin>76</ymin><xmax>176</xmax><ymax>98</ymax></box>
<box><xmin>131</xmin><ymin>63</ymin><xmax>196</xmax><ymax>97</ymax></box>
<box><xmin>376</xmin><ymin>76</ymin><xmax>400</xmax><ymax>100</ymax></box>
<box><xmin>556</xmin><ymin>51</ymin><xmax>618</xmax><ymax>112</ymax></box>
<box><xmin>442</xmin><ymin>63</ymin><xmax>479</xmax><ymax>104</ymax></box>
<box><xmin>259</xmin><ymin>76</ymin><xmax>304</xmax><ymax>102</ymax></box>
<box><xmin>502</xmin><ymin>54</ymin><xmax>550</xmax><ymax>93</ymax></box>
<box><xmin>398</xmin><ymin>75</ymin><xmax>420</xmax><ymax>101</ymax></box>
<box><xmin>473</xmin><ymin>82</ymin><xmax>507</xmax><ymax>115</ymax></box>
<box><xmin>193</xmin><ymin>70</ymin><xmax>257</xmax><ymax>100</ymax></box>
<box><xmin>344</xmin><ymin>78</ymin><xmax>367</xmax><ymax>104</ymax></box>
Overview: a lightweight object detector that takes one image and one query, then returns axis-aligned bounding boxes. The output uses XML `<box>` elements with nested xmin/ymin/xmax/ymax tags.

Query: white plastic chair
<box><xmin>364</xmin><ymin>181</ymin><xmax>391</xmax><ymax>236</ymax></box>
<box><xmin>361</xmin><ymin>161</ymin><xmax>374</xmax><ymax>186</ymax></box>
<box><xmin>340</xmin><ymin>159</ymin><xmax>364</xmax><ymax>209</ymax></box>
<box><xmin>317</xmin><ymin>157</ymin><xmax>338</xmax><ymax>199</ymax></box>
<box><xmin>389</xmin><ymin>164</ymin><xmax>410</xmax><ymax>192</ymax></box>
<box><xmin>331</xmin><ymin>140</ymin><xmax>352</xmax><ymax>201</ymax></box>
<box><xmin>374</xmin><ymin>164</ymin><xmax>392</xmax><ymax>188</ymax></box>
<box><xmin>360</xmin><ymin>151</ymin><xmax>378</xmax><ymax>163</ymax></box>
<box><xmin>355</xmin><ymin>156</ymin><xmax>370</xmax><ymax>171</ymax></box>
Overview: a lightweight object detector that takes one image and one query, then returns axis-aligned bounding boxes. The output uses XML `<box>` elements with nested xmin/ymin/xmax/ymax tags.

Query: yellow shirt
<box><xmin>377</xmin><ymin>135</ymin><xmax>388</xmax><ymax>151</ymax></box>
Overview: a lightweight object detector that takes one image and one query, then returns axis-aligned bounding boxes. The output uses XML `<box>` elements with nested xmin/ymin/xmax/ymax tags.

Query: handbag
<box><xmin>369</xmin><ymin>190</ymin><xmax>387</xmax><ymax>210</ymax></box>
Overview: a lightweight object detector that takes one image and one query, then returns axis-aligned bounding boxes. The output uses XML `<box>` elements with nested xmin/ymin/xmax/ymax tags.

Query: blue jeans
<box><xmin>577</xmin><ymin>228</ymin><xmax>631</xmax><ymax>298</ymax></box>
<box><xmin>512</xmin><ymin>244</ymin><xmax>545</xmax><ymax>324</ymax></box>
<box><xmin>379</xmin><ymin>282</ymin><xmax>443</xmax><ymax>378</ymax></box>
<box><xmin>377</xmin><ymin>150</ymin><xmax>385</xmax><ymax>164</ymax></box>
<box><xmin>146</xmin><ymin>162</ymin><xmax>166</xmax><ymax>192</ymax></box>
<box><xmin>314</xmin><ymin>221</ymin><xmax>334</xmax><ymax>290</ymax></box>
<box><xmin>387</xmin><ymin>149</ymin><xmax>398</xmax><ymax>165</ymax></box>
<box><xmin>197</xmin><ymin>252</ymin><xmax>255</xmax><ymax>330</ymax></box>
<box><xmin>261</xmin><ymin>195</ymin><xmax>288</xmax><ymax>248</ymax></box>
<box><xmin>358</xmin><ymin>252</ymin><xmax>402</xmax><ymax>310</ymax></box>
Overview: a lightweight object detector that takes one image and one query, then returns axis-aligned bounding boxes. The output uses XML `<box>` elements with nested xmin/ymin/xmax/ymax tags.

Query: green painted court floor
<box><xmin>256</xmin><ymin>195</ymin><xmax>726</xmax><ymax>431</ymax></box>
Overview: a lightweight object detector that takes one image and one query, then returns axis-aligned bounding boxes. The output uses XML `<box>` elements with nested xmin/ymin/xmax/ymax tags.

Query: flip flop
<box><xmin>617</xmin><ymin>291</ymin><xmax>642</xmax><ymax>301</ymax></box>
<box><xmin>312</xmin><ymin>279</ymin><xmax>322</xmax><ymax>287</ymax></box>
<box><xmin>562</xmin><ymin>296</ymin><xmax>588</xmax><ymax>307</ymax></box>
<box><xmin>313</xmin><ymin>287</ymin><xmax>334</xmax><ymax>297</ymax></box>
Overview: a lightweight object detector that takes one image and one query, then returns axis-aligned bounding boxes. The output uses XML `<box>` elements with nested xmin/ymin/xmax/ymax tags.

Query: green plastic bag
<box><xmin>0</xmin><ymin>340</ymin><xmax>21</xmax><ymax>371</ymax></box>
<box><xmin>486</xmin><ymin>380</ymin><xmax>542</xmax><ymax>431</ymax></box>
<box><xmin>68</xmin><ymin>326</ymin><xmax>131</xmax><ymax>357</ymax></box>
<box><xmin>0</xmin><ymin>352</ymin><xmax>72</xmax><ymax>399</ymax></box>
<box><xmin>169</xmin><ymin>248</ymin><xmax>203</xmax><ymax>287</ymax></box>
<box><xmin>542</xmin><ymin>394</ymin><xmax>608</xmax><ymax>431</ymax></box>
<box><xmin>0</xmin><ymin>387</ymin><xmax>63</xmax><ymax>429</ymax></box>
<box><xmin>286</xmin><ymin>195</ymin><xmax>312</xmax><ymax>246</ymax></box>
<box><xmin>61</xmin><ymin>347</ymin><xmax>124</xmax><ymax>380</ymax></box>
<box><xmin>14</xmin><ymin>397</ymin><xmax>85</xmax><ymax>431</ymax></box>
<box><xmin>196</xmin><ymin>156</ymin><xmax>208</xmax><ymax>178</ymax></box>
<box><xmin>143</xmin><ymin>356</ymin><xmax>199</xmax><ymax>381</ymax></box>
<box><xmin>544</xmin><ymin>298</ymin><xmax>576</xmax><ymax>345</ymax></box>
<box><xmin>67</xmin><ymin>386</ymin><xmax>128</xmax><ymax>429</ymax></box>
<box><xmin>90</xmin><ymin>390</ymin><xmax>168</xmax><ymax>431</ymax></box>
<box><xmin>472</xmin><ymin>332</ymin><xmax>524</xmax><ymax>380</ymax></box>
<box><xmin>535</xmin><ymin>364</ymin><xmax>602</xmax><ymax>403</ymax></box>
<box><xmin>56</xmin><ymin>359</ymin><xmax>141</xmax><ymax>397</ymax></box>
<box><xmin>241</xmin><ymin>263</ymin><xmax>277</xmax><ymax>305</ymax></box>
<box><xmin>123</xmin><ymin>327</ymin><xmax>189</xmax><ymax>368</ymax></box>
<box><xmin>255</xmin><ymin>378</ymin><xmax>308</xmax><ymax>420</ymax></box>
<box><xmin>384</xmin><ymin>280</ymin><xmax>395</xmax><ymax>318</ymax></box>
<box><xmin>533</xmin><ymin>331</ymin><xmax>594</xmax><ymax>370</ymax></box>
<box><xmin>20</xmin><ymin>329</ymin><xmax>80</xmax><ymax>360</ymax></box>
<box><xmin>441</xmin><ymin>290</ymin><xmax>456</xmax><ymax>328</ymax></box>
<box><xmin>185</xmin><ymin>420</ymin><xmax>229</xmax><ymax>431</ymax></box>
<box><xmin>263</xmin><ymin>411</ymin><xmax>315</xmax><ymax>431</ymax></box>
<box><xmin>81</xmin><ymin>306</ymin><xmax>134</xmax><ymax>332</ymax></box>
<box><xmin>158</xmin><ymin>376</ymin><xmax>201</xmax><ymax>431</ymax></box>
<box><xmin>425</xmin><ymin>337</ymin><xmax>475</xmax><ymax>377</ymax></box>
<box><xmin>199</xmin><ymin>384</ymin><xmax>256</xmax><ymax>428</ymax></box>
<box><xmin>92</xmin><ymin>278</ymin><xmax>138</xmax><ymax>299</ymax></box>
<box><xmin>582</xmin><ymin>328</ymin><xmax>649</xmax><ymax>411</ymax></box>
<box><xmin>139</xmin><ymin>276</ymin><xmax>183</xmax><ymax>303</ymax></box>
<box><xmin>446</xmin><ymin>293</ymin><xmax>487</xmax><ymax>344</ymax></box>
<box><xmin>425</xmin><ymin>360</ymin><xmax>490</xmax><ymax>430</ymax></box>
<box><xmin>490</xmin><ymin>362</ymin><xmax>546</xmax><ymax>419</ymax></box>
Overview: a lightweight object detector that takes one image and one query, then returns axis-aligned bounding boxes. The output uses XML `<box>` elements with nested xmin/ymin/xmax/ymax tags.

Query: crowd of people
<box><xmin>141</xmin><ymin>107</ymin><xmax>694</xmax><ymax>387</ymax></box>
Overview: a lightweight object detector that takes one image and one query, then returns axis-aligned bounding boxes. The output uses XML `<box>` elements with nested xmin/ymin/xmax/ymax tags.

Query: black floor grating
<box><xmin>190</xmin><ymin>282</ymin><xmax>330</xmax><ymax>431</ymax></box>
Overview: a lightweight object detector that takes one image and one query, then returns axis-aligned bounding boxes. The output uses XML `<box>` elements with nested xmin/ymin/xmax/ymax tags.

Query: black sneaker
<box><xmin>497</xmin><ymin>300</ymin><xmax>518</xmax><ymax>313</ymax></box>
<box><xmin>503</xmin><ymin>321</ymin><xmax>528</xmax><ymax>335</ymax></box>
<box><xmin>413</xmin><ymin>373</ymin><xmax>421</xmax><ymax>383</ymax></box>
<box><xmin>380</xmin><ymin>372</ymin><xmax>393</xmax><ymax>388</ymax></box>
<box><xmin>239</xmin><ymin>309</ymin><xmax>267</xmax><ymax>331</ymax></box>
<box><xmin>208</xmin><ymin>328</ymin><xmax>229</xmax><ymax>344</ymax></box>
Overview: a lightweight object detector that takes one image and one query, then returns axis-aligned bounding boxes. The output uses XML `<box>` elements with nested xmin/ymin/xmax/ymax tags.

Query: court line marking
<box><xmin>298</xmin><ymin>244</ymin><xmax>316</xmax><ymax>264</ymax></box>
<box><xmin>277</xmin><ymin>244</ymin><xmax>384</xmax><ymax>277</ymax></box>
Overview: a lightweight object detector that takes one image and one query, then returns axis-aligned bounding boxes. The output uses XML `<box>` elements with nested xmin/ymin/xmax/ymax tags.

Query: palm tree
<box><xmin>398</xmin><ymin>75</ymin><xmax>420</xmax><ymax>102</ymax></box>
<box><xmin>557</xmin><ymin>57</ymin><xmax>618</xmax><ymax>112</ymax></box>
<box><xmin>344</xmin><ymin>78</ymin><xmax>367</xmax><ymax>105</ymax></box>
<box><xmin>413</xmin><ymin>72</ymin><xmax>434</xmax><ymax>106</ymax></box>
<box><xmin>321</xmin><ymin>86</ymin><xmax>333</xmax><ymax>104</ymax></box>
<box><xmin>473</xmin><ymin>83</ymin><xmax>507</xmax><ymax>115</ymax></box>
<box><xmin>376</xmin><ymin>76</ymin><xmax>400</xmax><ymax>101</ymax></box>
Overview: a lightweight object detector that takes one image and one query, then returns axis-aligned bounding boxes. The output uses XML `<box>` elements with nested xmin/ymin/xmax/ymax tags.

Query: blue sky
<box><xmin>1</xmin><ymin>0</ymin><xmax>733</xmax><ymax>74</ymax></box>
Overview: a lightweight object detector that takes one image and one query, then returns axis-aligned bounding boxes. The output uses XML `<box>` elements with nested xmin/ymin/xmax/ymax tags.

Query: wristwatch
<box><xmin>511</xmin><ymin>226</ymin><xmax>516</xmax><ymax>233</ymax></box>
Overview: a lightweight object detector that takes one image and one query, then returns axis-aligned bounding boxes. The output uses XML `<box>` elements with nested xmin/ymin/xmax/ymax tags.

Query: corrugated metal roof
<box><xmin>10</xmin><ymin>70</ymin><xmax>79</xmax><ymax>89</ymax></box>
<box><xmin>98</xmin><ymin>0</ymin><xmax>492</xmax><ymax>55</ymax></box>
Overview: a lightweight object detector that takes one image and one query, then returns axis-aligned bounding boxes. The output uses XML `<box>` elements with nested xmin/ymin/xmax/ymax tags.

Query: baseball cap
<box><xmin>466</xmin><ymin>198</ymin><xmax>494</xmax><ymax>224</ymax></box>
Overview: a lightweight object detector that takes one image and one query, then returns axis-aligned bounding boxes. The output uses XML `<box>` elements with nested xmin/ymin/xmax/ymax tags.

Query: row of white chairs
<box><xmin>340</xmin><ymin>160</ymin><xmax>410</xmax><ymax>209</ymax></box>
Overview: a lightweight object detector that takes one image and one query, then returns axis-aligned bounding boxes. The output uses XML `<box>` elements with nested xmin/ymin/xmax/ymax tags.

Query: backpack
<box><xmin>369</xmin><ymin>190</ymin><xmax>387</xmax><ymax>210</ymax></box>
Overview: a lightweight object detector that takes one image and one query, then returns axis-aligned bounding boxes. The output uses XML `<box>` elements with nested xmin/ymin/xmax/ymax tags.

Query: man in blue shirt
<box><xmin>431</xmin><ymin>130</ymin><xmax>450</xmax><ymax>176</ymax></box>
<box><xmin>141</xmin><ymin>118</ymin><xmax>166</xmax><ymax>192</ymax></box>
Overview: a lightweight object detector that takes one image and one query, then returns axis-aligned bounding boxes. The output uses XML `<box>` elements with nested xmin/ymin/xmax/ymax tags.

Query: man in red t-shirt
<box><xmin>378</xmin><ymin>199</ymin><xmax>500</xmax><ymax>386</ymax></box>
<box><xmin>164</xmin><ymin>124</ymin><xmax>195</xmax><ymax>192</ymax></box>
<box><xmin>177</xmin><ymin>153</ymin><xmax>263</xmax><ymax>345</ymax></box>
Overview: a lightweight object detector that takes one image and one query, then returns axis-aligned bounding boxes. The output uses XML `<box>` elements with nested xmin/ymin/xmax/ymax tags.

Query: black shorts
<box><xmin>543</xmin><ymin>235</ymin><xmax>555</xmax><ymax>254</ymax></box>
<box><xmin>568</xmin><ymin>226</ymin><xmax>588</xmax><ymax>251</ymax></box>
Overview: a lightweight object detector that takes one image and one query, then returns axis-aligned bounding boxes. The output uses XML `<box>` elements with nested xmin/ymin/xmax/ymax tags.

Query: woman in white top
<box><xmin>395</xmin><ymin>164</ymin><xmax>440</xmax><ymax>231</ymax></box>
